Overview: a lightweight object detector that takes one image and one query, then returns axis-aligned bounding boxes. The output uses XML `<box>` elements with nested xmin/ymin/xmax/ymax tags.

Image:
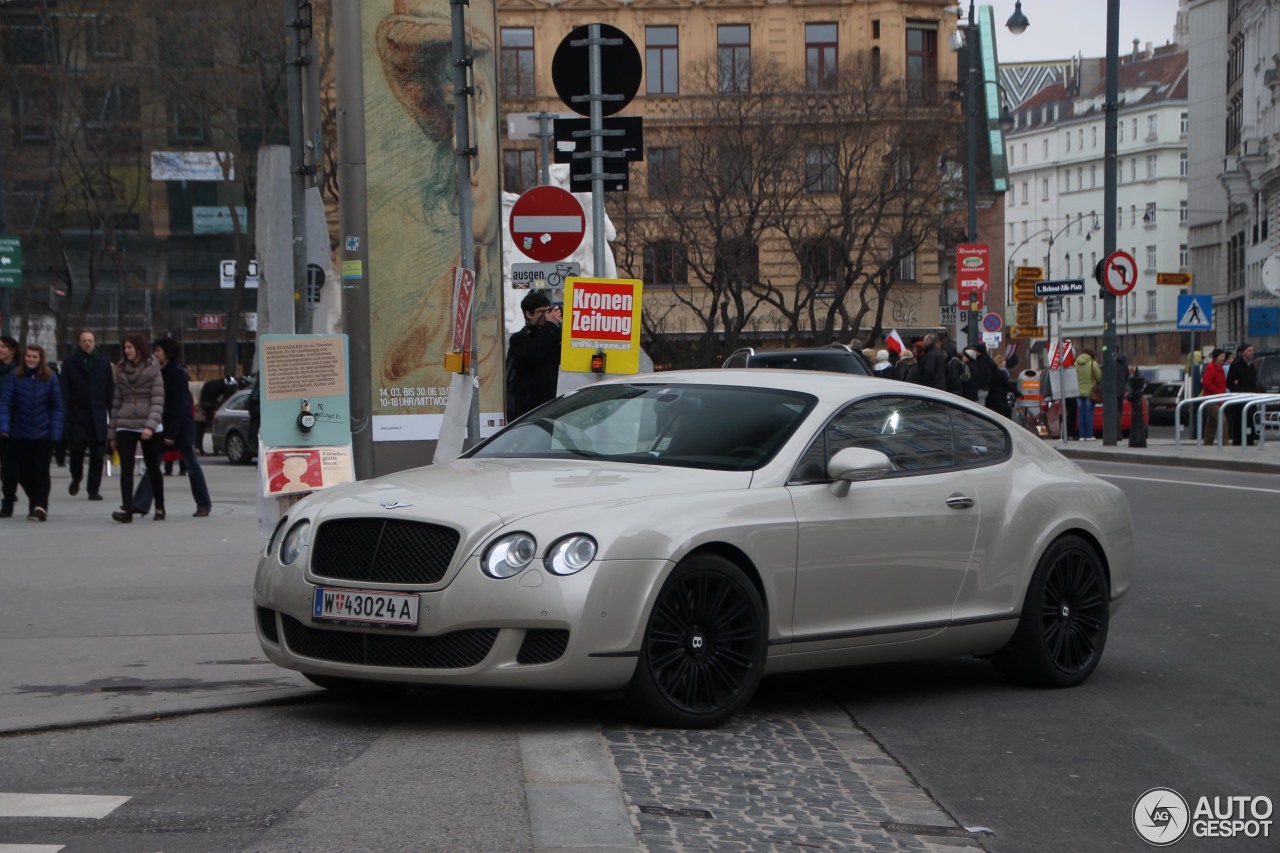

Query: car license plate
<box><xmin>312</xmin><ymin>587</ymin><xmax>420</xmax><ymax>628</ymax></box>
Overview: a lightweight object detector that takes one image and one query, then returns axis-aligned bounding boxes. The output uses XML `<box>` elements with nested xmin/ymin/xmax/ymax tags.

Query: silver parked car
<box><xmin>254</xmin><ymin>371</ymin><xmax>1134</xmax><ymax>727</ymax></box>
<box><xmin>211</xmin><ymin>389</ymin><xmax>256</xmax><ymax>465</ymax></box>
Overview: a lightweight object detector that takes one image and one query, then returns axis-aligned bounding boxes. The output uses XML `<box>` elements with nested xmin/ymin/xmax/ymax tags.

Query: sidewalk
<box><xmin>1048</xmin><ymin>432</ymin><xmax>1280</xmax><ymax>473</ymax></box>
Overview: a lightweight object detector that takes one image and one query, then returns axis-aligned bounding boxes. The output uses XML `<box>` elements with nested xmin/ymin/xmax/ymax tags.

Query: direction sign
<box><xmin>1156</xmin><ymin>271</ymin><xmax>1193</xmax><ymax>287</ymax></box>
<box><xmin>509</xmin><ymin>186</ymin><xmax>586</xmax><ymax>262</ymax></box>
<box><xmin>552</xmin><ymin>25</ymin><xmax>642</xmax><ymax>117</ymax></box>
<box><xmin>1176</xmin><ymin>294</ymin><xmax>1212</xmax><ymax>330</ymax></box>
<box><xmin>1034</xmin><ymin>278</ymin><xmax>1087</xmax><ymax>297</ymax></box>
<box><xmin>1012</xmin><ymin>278</ymin><xmax>1042</xmax><ymax>303</ymax></box>
<box><xmin>956</xmin><ymin>244</ymin><xmax>990</xmax><ymax>294</ymax></box>
<box><xmin>1015</xmin><ymin>266</ymin><xmax>1044</xmax><ymax>280</ymax></box>
<box><xmin>0</xmin><ymin>235</ymin><xmax>22</xmax><ymax>288</ymax></box>
<box><xmin>1011</xmin><ymin>325</ymin><xmax>1046</xmax><ymax>339</ymax></box>
<box><xmin>1100</xmin><ymin>250</ymin><xmax>1138</xmax><ymax>296</ymax></box>
<box><xmin>1016</xmin><ymin>302</ymin><xmax>1038</xmax><ymax>325</ymax></box>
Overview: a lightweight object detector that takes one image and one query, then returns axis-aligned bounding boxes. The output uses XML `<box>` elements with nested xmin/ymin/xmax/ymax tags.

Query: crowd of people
<box><xmin>855</xmin><ymin>333</ymin><xmax>1025</xmax><ymax>418</ymax></box>
<box><xmin>0</xmin><ymin>332</ymin><xmax>239</xmax><ymax>523</ymax></box>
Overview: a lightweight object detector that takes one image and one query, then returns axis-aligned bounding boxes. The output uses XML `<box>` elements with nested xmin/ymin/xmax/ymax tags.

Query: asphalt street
<box><xmin>0</xmin><ymin>439</ymin><xmax>1275</xmax><ymax>852</ymax></box>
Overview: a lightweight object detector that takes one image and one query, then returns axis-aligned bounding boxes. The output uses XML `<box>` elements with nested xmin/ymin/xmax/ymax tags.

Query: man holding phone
<box><xmin>507</xmin><ymin>291</ymin><xmax>562</xmax><ymax>419</ymax></box>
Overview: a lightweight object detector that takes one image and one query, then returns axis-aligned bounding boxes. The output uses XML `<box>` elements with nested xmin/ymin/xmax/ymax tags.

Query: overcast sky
<box><xmin>983</xmin><ymin>0</ymin><xmax>1183</xmax><ymax>63</ymax></box>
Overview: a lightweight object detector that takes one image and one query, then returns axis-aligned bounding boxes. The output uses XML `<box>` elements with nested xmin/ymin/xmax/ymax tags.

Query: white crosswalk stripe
<box><xmin>0</xmin><ymin>793</ymin><xmax>131</xmax><ymax>852</ymax></box>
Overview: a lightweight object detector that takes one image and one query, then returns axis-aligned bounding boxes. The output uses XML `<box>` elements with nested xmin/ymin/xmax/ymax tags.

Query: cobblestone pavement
<box><xmin>604</xmin><ymin>683</ymin><xmax>989</xmax><ymax>853</ymax></box>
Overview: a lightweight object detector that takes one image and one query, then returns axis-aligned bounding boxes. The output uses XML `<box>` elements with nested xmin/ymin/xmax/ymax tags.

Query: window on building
<box><xmin>83</xmin><ymin>84</ymin><xmax>140</xmax><ymax>150</ymax></box>
<box><xmin>1008</xmin><ymin>183</ymin><xmax>1015</xmax><ymax>206</ymax></box>
<box><xmin>1179</xmin><ymin>243</ymin><xmax>1189</xmax><ymax>268</ymax></box>
<box><xmin>648</xmin><ymin>147</ymin><xmax>681</xmax><ymax>197</ymax></box>
<box><xmin>806</xmin><ymin>145</ymin><xmax>837</xmax><ymax>193</ymax></box>
<box><xmin>1146</xmin><ymin>154</ymin><xmax>1157</xmax><ymax>180</ymax></box>
<box><xmin>11</xmin><ymin>85</ymin><xmax>52</xmax><ymax>145</ymax></box>
<box><xmin>644</xmin><ymin>239</ymin><xmax>689</xmax><ymax>287</ymax></box>
<box><xmin>1143</xmin><ymin>202</ymin><xmax>1156</xmax><ymax>225</ymax></box>
<box><xmin>503</xmin><ymin>149</ymin><xmax>537</xmax><ymax>194</ymax></box>
<box><xmin>1043</xmin><ymin>139</ymin><xmax>1048</xmax><ymax>158</ymax></box>
<box><xmin>1180</xmin><ymin>200</ymin><xmax>1188</xmax><ymax>223</ymax></box>
<box><xmin>1117</xmin><ymin>206</ymin><xmax>1123</xmax><ymax>229</ymax></box>
<box><xmin>1078</xmin><ymin>129</ymin><xmax>1084</xmax><ymax>149</ymax></box>
<box><xmin>1077</xmin><ymin>166</ymin><xmax>1083</xmax><ymax>189</ymax></box>
<box><xmin>1119</xmin><ymin>122</ymin><xmax>1124</xmax><ymax>143</ymax></box>
<box><xmin>717</xmin><ymin>24</ymin><xmax>751</xmax><ymax>93</ymax></box>
<box><xmin>1066</xmin><ymin>131</ymin><xmax>1071</xmax><ymax>152</ymax></box>
<box><xmin>3</xmin><ymin>13</ymin><xmax>56</xmax><ymax>65</ymax></box>
<box><xmin>715</xmin><ymin>236</ymin><xmax>759</xmax><ymax>286</ymax></box>
<box><xmin>167</xmin><ymin>100</ymin><xmax>206</xmax><ymax>146</ymax></box>
<box><xmin>1179</xmin><ymin>152</ymin><xmax>1188</xmax><ymax>178</ymax></box>
<box><xmin>905</xmin><ymin>23</ymin><xmax>937</xmax><ymax>102</ymax></box>
<box><xmin>1091</xmin><ymin>125</ymin><xmax>1097</xmax><ymax>147</ymax></box>
<box><xmin>158</xmin><ymin>16</ymin><xmax>213</xmax><ymax>66</ymax></box>
<box><xmin>1008</xmin><ymin>144</ymin><xmax>1015</xmax><ymax>166</ymax></box>
<box><xmin>1091</xmin><ymin>295</ymin><xmax>1097</xmax><ymax>319</ymax></box>
<box><xmin>500</xmin><ymin>28</ymin><xmax>535</xmax><ymax>97</ymax></box>
<box><xmin>720</xmin><ymin>146</ymin><xmax>752</xmax><ymax>195</ymax></box>
<box><xmin>1021</xmin><ymin>181</ymin><xmax>1028</xmax><ymax>204</ymax></box>
<box><xmin>1079</xmin><ymin>295</ymin><xmax>1084</xmax><ymax>317</ymax></box>
<box><xmin>1132</xmin><ymin>118</ymin><xmax>1138</xmax><ymax>139</ymax></box>
<box><xmin>646</xmin><ymin>26</ymin><xmax>679</xmax><ymax>95</ymax></box>
<box><xmin>1146</xmin><ymin>290</ymin><xmax>1157</xmax><ymax>314</ymax></box>
<box><xmin>871</xmin><ymin>47</ymin><xmax>881</xmax><ymax>84</ymax></box>
<box><xmin>1130</xmin><ymin>157</ymin><xmax>1137</xmax><ymax>182</ymax></box>
<box><xmin>894</xmin><ymin>243</ymin><xmax>917</xmax><ymax>281</ymax></box>
<box><xmin>1041</xmin><ymin>178</ymin><xmax>1049</xmax><ymax>200</ymax></box>
<box><xmin>800</xmin><ymin>238</ymin><xmax>845</xmax><ymax>284</ymax></box>
<box><xmin>1021</xmin><ymin>142</ymin><xmax>1027</xmax><ymax>163</ymax></box>
<box><xmin>1145</xmin><ymin>245</ymin><xmax>1157</xmax><ymax>271</ymax></box>
<box><xmin>1009</xmin><ymin>223</ymin><xmax>1015</xmax><ymax>243</ymax></box>
<box><xmin>1147</xmin><ymin>114</ymin><xmax>1157</xmax><ymax>138</ymax></box>
<box><xmin>1064</xmin><ymin>170</ymin><xmax>1070</xmax><ymax>192</ymax></box>
<box><xmin>1064</xmin><ymin>252</ymin><xmax>1071</xmax><ymax>276</ymax></box>
<box><xmin>88</xmin><ymin>14</ymin><xmax>129</xmax><ymax>59</ymax></box>
<box><xmin>1090</xmin><ymin>164</ymin><xmax>1097</xmax><ymax>188</ymax></box>
<box><xmin>1078</xmin><ymin>252</ymin><xmax>1083</xmax><ymax>276</ymax></box>
<box><xmin>872</xmin><ymin>19</ymin><xmax>880</xmax><ymax>38</ymax></box>
<box><xmin>1180</xmin><ymin>111</ymin><xmax>1188</xmax><ymax>135</ymax></box>
<box><xmin>806</xmin><ymin>23</ymin><xmax>838</xmax><ymax>91</ymax></box>
<box><xmin>1065</xmin><ymin>298</ymin><xmax>1072</xmax><ymax>320</ymax></box>
<box><xmin>1130</xmin><ymin>205</ymin><xmax>1137</xmax><ymax>227</ymax></box>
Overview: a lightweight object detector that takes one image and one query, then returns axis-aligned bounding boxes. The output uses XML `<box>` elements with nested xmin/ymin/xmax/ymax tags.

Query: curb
<box><xmin>1055</xmin><ymin>445</ymin><xmax>1280</xmax><ymax>474</ymax></box>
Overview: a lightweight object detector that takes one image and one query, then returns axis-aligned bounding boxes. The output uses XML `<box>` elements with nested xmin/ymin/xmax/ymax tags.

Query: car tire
<box><xmin>225</xmin><ymin>430</ymin><xmax>249</xmax><ymax>465</ymax></box>
<box><xmin>625</xmin><ymin>553</ymin><xmax>767</xmax><ymax>728</ymax></box>
<box><xmin>302</xmin><ymin>673</ymin><xmax>407</xmax><ymax>697</ymax></box>
<box><xmin>994</xmin><ymin>534</ymin><xmax>1110</xmax><ymax>688</ymax></box>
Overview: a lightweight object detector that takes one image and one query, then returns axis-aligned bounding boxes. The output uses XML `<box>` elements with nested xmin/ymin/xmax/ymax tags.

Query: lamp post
<box><xmin>1005</xmin><ymin>214</ymin><xmax>1099</xmax><ymax>305</ymax></box>
<box><xmin>962</xmin><ymin>2</ymin><xmax>1026</xmax><ymax>348</ymax></box>
<box><xmin>1101</xmin><ymin>0</ymin><xmax>1122</xmax><ymax>445</ymax></box>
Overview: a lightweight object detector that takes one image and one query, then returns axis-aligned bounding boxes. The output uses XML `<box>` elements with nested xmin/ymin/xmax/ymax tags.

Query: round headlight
<box><xmin>544</xmin><ymin>534</ymin><xmax>597</xmax><ymax>575</ymax></box>
<box><xmin>280</xmin><ymin>520</ymin><xmax>311</xmax><ymax>566</ymax></box>
<box><xmin>482</xmin><ymin>532</ymin><xmax>537</xmax><ymax>578</ymax></box>
<box><xmin>266</xmin><ymin>515</ymin><xmax>290</xmax><ymax>558</ymax></box>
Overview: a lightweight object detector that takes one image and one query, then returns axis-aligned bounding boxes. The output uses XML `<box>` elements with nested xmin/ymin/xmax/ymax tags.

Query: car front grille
<box><xmin>517</xmin><ymin>629</ymin><xmax>570</xmax><ymax>664</ymax></box>
<box><xmin>280</xmin><ymin>615</ymin><xmax>496</xmax><ymax>669</ymax></box>
<box><xmin>311</xmin><ymin>518</ymin><xmax>460</xmax><ymax>585</ymax></box>
<box><xmin>257</xmin><ymin>607</ymin><xmax>280</xmax><ymax>644</ymax></box>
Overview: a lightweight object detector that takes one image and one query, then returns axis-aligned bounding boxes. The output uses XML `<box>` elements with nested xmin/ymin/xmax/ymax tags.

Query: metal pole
<box><xmin>0</xmin><ymin>136</ymin><xmax>8</xmax><ymax>337</ymax></box>
<box><xmin>450</xmin><ymin>0</ymin><xmax>481</xmax><ymax>449</ymax></box>
<box><xmin>589</xmin><ymin>24</ymin><xmax>606</xmax><ymax>276</ymax></box>
<box><xmin>333</xmin><ymin>0</ymin><xmax>373</xmax><ymax>479</ymax></box>
<box><xmin>285</xmin><ymin>0</ymin><xmax>310</xmax><ymax>334</ymax></box>
<box><xmin>1101</xmin><ymin>0</ymin><xmax>1121</xmax><ymax>444</ymax></box>
<box><xmin>965</xmin><ymin>0</ymin><xmax>979</xmax><ymax>349</ymax></box>
<box><xmin>537</xmin><ymin>113</ymin><xmax>552</xmax><ymax>185</ymax></box>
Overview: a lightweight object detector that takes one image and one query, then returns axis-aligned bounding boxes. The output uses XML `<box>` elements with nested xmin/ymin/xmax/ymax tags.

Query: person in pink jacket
<box><xmin>109</xmin><ymin>335</ymin><xmax>165</xmax><ymax>523</ymax></box>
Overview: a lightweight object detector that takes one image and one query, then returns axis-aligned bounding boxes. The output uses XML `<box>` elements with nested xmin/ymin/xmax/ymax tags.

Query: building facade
<box><xmin>1004</xmin><ymin>45</ymin><xmax>1191</xmax><ymax>364</ymax></box>
<box><xmin>495</xmin><ymin>0</ymin><xmax>1010</xmax><ymax>361</ymax></box>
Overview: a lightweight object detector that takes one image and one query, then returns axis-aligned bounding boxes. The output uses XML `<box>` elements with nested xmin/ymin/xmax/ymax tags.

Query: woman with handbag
<box><xmin>1075</xmin><ymin>349</ymin><xmax>1103</xmax><ymax>441</ymax></box>
<box><xmin>109</xmin><ymin>335</ymin><xmax>165</xmax><ymax>523</ymax></box>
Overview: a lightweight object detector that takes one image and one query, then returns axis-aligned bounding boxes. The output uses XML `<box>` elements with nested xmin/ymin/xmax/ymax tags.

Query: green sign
<box><xmin>0</xmin><ymin>235</ymin><xmax>21</xmax><ymax>288</ymax></box>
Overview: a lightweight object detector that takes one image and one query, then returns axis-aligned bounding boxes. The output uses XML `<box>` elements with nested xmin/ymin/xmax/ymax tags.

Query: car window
<box><xmin>790</xmin><ymin>395</ymin><xmax>1009</xmax><ymax>481</ymax></box>
<box><xmin>472</xmin><ymin>383</ymin><xmax>816</xmax><ymax>471</ymax></box>
<box><xmin>723</xmin><ymin>351</ymin><xmax>750</xmax><ymax>368</ymax></box>
<box><xmin>749</xmin><ymin>351</ymin><xmax>870</xmax><ymax>376</ymax></box>
<box><xmin>1257</xmin><ymin>357</ymin><xmax>1280</xmax><ymax>388</ymax></box>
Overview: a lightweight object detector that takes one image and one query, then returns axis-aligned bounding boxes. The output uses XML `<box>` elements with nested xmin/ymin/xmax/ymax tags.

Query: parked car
<box><xmin>254</xmin><ymin>371</ymin><xmax>1134</xmax><ymax>728</ymax></box>
<box><xmin>211</xmin><ymin>389</ymin><xmax>256</xmax><ymax>464</ymax></box>
<box><xmin>723</xmin><ymin>343</ymin><xmax>872</xmax><ymax>375</ymax></box>
<box><xmin>1254</xmin><ymin>354</ymin><xmax>1280</xmax><ymax>393</ymax></box>
<box><xmin>1093</xmin><ymin>394</ymin><xmax>1149</xmax><ymax>437</ymax></box>
<box><xmin>1144</xmin><ymin>381</ymin><xmax>1187</xmax><ymax>425</ymax></box>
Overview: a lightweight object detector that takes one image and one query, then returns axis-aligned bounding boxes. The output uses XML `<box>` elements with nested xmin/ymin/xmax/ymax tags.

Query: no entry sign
<box><xmin>510</xmin><ymin>186</ymin><xmax>585</xmax><ymax>263</ymax></box>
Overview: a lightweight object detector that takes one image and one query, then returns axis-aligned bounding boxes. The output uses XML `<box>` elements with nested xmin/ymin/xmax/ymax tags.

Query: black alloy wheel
<box><xmin>225</xmin><ymin>430</ymin><xmax>249</xmax><ymax>465</ymax></box>
<box><xmin>627</xmin><ymin>554</ymin><xmax>767</xmax><ymax>728</ymax></box>
<box><xmin>995</xmin><ymin>534</ymin><xmax>1110</xmax><ymax>687</ymax></box>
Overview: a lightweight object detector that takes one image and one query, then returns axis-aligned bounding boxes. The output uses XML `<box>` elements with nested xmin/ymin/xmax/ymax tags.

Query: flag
<box><xmin>885</xmin><ymin>329</ymin><xmax>905</xmax><ymax>355</ymax></box>
<box><xmin>1061</xmin><ymin>339</ymin><xmax>1076</xmax><ymax>368</ymax></box>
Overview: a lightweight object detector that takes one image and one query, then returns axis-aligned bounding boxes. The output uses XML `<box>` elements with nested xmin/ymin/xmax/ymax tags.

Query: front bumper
<box><xmin>253</xmin><ymin>554</ymin><xmax>671</xmax><ymax>691</ymax></box>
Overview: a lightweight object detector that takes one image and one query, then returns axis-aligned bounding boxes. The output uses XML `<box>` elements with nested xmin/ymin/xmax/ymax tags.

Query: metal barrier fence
<box><xmin>1174</xmin><ymin>392</ymin><xmax>1280</xmax><ymax>452</ymax></box>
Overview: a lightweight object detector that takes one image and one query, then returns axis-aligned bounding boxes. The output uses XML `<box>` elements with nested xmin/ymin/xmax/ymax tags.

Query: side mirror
<box><xmin>827</xmin><ymin>447</ymin><xmax>894</xmax><ymax>497</ymax></box>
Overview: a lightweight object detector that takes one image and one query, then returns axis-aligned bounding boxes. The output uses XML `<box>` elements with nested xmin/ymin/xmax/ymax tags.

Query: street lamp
<box><xmin>961</xmin><ymin>1</ymin><xmax>1026</xmax><ymax>348</ymax></box>
<box><xmin>1005</xmin><ymin>213</ymin><xmax>1100</xmax><ymax>305</ymax></box>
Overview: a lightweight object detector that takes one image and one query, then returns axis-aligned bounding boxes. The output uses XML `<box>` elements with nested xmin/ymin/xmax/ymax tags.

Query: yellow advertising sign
<box><xmin>1011</xmin><ymin>325</ymin><xmax>1046</xmax><ymax>339</ymax></box>
<box><xmin>561</xmin><ymin>277</ymin><xmax>644</xmax><ymax>374</ymax></box>
<box><xmin>1156</xmin><ymin>272</ymin><xmax>1193</xmax><ymax>286</ymax></box>
<box><xmin>1012</xmin><ymin>277</ymin><xmax>1043</xmax><ymax>303</ymax></box>
<box><xmin>1016</xmin><ymin>303</ymin><xmax>1038</xmax><ymax>325</ymax></box>
<box><xmin>1016</xmin><ymin>266</ymin><xmax>1045</xmax><ymax>280</ymax></box>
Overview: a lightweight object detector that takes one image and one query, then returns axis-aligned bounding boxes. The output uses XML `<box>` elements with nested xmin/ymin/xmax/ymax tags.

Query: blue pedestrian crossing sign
<box><xmin>1177</xmin><ymin>294</ymin><xmax>1212</xmax><ymax>330</ymax></box>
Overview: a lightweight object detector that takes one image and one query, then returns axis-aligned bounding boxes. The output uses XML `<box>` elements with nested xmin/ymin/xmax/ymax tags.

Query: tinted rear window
<box><xmin>749</xmin><ymin>352</ymin><xmax>870</xmax><ymax>375</ymax></box>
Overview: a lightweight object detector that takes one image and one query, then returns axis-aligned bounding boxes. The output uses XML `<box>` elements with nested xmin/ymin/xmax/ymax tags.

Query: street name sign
<box><xmin>0</xmin><ymin>235</ymin><xmax>22</xmax><ymax>288</ymax></box>
<box><xmin>1034</xmin><ymin>279</ymin><xmax>1086</xmax><ymax>297</ymax></box>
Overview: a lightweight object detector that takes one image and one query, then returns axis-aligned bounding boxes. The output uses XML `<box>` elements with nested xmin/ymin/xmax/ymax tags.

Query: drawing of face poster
<box><xmin>362</xmin><ymin>0</ymin><xmax>505</xmax><ymax>442</ymax></box>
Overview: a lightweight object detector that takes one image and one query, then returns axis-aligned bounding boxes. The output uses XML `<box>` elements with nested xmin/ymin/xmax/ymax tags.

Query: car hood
<box><xmin>309</xmin><ymin>458</ymin><xmax>754</xmax><ymax>526</ymax></box>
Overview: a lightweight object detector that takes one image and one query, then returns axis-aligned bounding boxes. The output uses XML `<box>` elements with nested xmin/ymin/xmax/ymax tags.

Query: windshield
<box><xmin>472</xmin><ymin>383</ymin><xmax>816</xmax><ymax>471</ymax></box>
<box><xmin>749</xmin><ymin>351</ymin><xmax>870</xmax><ymax>375</ymax></box>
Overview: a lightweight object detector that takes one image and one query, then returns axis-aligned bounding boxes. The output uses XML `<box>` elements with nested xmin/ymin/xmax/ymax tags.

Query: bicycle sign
<box><xmin>511</xmin><ymin>262</ymin><xmax>581</xmax><ymax>290</ymax></box>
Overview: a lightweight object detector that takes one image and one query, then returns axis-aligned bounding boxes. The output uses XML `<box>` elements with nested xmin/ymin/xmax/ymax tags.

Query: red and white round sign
<box><xmin>509</xmin><ymin>186</ymin><xmax>585</xmax><ymax>263</ymax></box>
<box><xmin>1102</xmin><ymin>250</ymin><xmax>1138</xmax><ymax>296</ymax></box>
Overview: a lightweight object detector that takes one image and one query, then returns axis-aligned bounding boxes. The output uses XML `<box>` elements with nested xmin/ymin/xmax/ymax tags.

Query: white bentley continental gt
<box><xmin>254</xmin><ymin>371</ymin><xmax>1134</xmax><ymax>727</ymax></box>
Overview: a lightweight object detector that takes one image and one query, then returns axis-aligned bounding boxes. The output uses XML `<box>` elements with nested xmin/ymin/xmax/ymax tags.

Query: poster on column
<box><xmin>361</xmin><ymin>0</ymin><xmax>505</xmax><ymax>443</ymax></box>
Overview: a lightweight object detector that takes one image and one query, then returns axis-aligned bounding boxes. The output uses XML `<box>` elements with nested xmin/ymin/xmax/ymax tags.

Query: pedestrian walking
<box><xmin>131</xmin><ymin>339</ymin><xmax>212</xmax><ymax>517</ymax></box>
<box><xmin>1224</xmin><ymin>342</ymin><xmax>1259</xmax><ymax>446</ymax></box>
<box><xmin>109</xmin><ymin>335</ymin><xmax>165</xmax><ymax>523</ymax></box>
<box><xmin>0</xmin><ymin>335</ymin><xmax>18</xmax><ymax>515</ymax></box>
<box><xmin>894</xmin><ymin>352</ymin><xmax>921</xmax><ymax>384</ymax></box>
<box><xmin>0</xmin><ymin>344</ymin><xmax>64</xmax><ymax>520</ymax></box>
<box><xmin>983</xmin><ymin>349</ymin><xmax>1022</xmax><ymax>419</ymax></box>
<box><xmin>61</xmin><ymin>330</ymin><xmax>113</xmax><ymax>501</ymax></box>
<box><xmin>872</xmin><ymin>349</ymin><xmax>894</xmax><ymax>377</ymax></box>
<box><xmin>919</xmin><ymin>334</ymin><xmax>947</xmax><ymax>389</ymax></box>
<box><xmin>944</xmin><ymin>344</ymin><xmax>970</xmax><ymax>397</ymax></box>
<box><xmin>1075</xmin><ymin>349</ymin><xmax>1102</xmax><ymax>440</ymax></box>
<box><xmin>507</xmin><ymin>291</ymin><xmax>562</xmax><ymax>419</ymax></box>
<box><xmin>1200</xmin><ymin>348</ymin><xmax>1227</xmax><ymax>439</ymax></box>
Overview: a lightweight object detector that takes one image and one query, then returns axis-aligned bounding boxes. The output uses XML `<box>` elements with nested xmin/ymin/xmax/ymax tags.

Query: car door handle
<box><xmin>946</xmin><ymin>494</ymin><xmax>975</xmax><ymax>510</ymax></box>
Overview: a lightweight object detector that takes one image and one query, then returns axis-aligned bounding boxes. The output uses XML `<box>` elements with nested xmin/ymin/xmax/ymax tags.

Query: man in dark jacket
<box><xmin>197</xmin><ymin>375</ymin><xmax>237</xmax><ymax>454</ymax></box>
<box><xmin>132</xmin><ymin>339</ymin><xmax>212</xmax><ymax>516</ymax></box>
<box><xmin>0</xmin><ymin>336</ymin><xmax>18</xmax><ymax>514</ymax></box>
<box><xmin>1224</xmin><ymin>342</ymin><xmax>1259</xmax><ymax>445</ymax></box>
<box><xmin>919</xmin><ymin>334</ymin><xmax>947</xmax><ymax>389</ymax></box>
<box><xmin>507</xmin><ymin>291</ymin><xmax>562</xmax><ymax>419</ymax></box>
<box><xmin>61</xmin><ymin>330</ymin><xmax>114</xmax><ymax>500</ymax></box>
